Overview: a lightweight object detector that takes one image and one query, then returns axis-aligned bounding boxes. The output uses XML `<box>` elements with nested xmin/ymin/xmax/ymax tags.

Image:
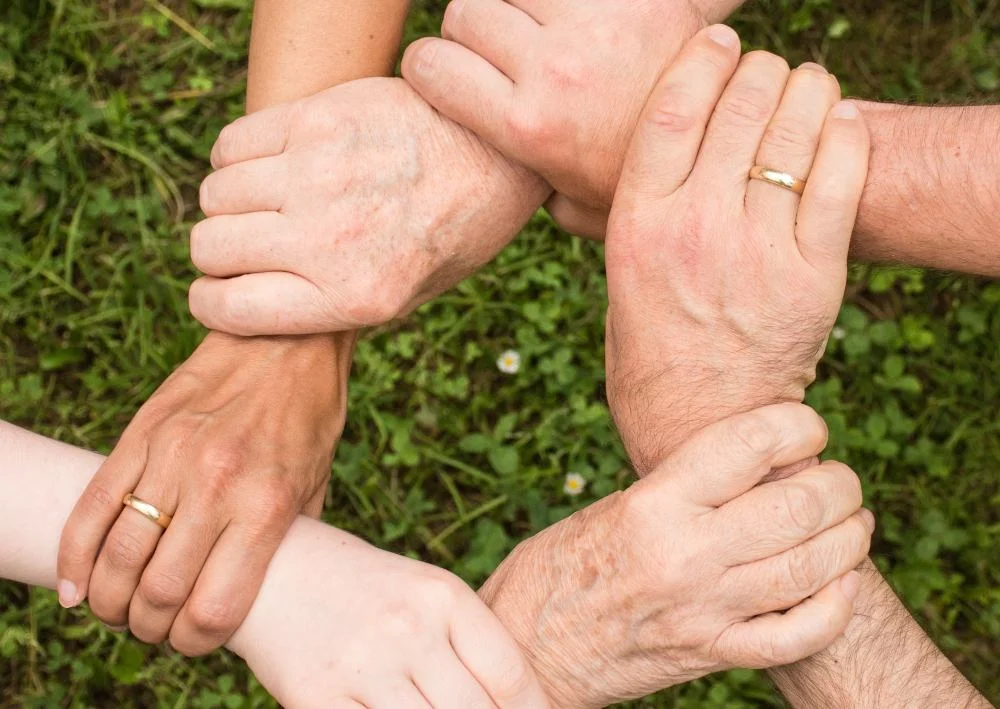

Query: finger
<box><xmin>450</xmin><ymin>595</ymin><xmax>549</xmax><ymax>708</ymax></box>
<box><xmin>210</xmin><ymin>102</ymin><xmax>293</xmax><ymax>170</ymax></box>
<box><xmin>614</xmin><ymin>25</ymin><xmax>742</xmax><ymax>204</ymax></box>
<box><xmin>694</xmin><ymin>50</ymin><xmax>790</xmax><ymax>188</ymax></box>
<box><xmin>412</xmin><ymin>653</ymin><xmax>496</xmax><ymax>709</ymax></box>
<box><xmin>746</xmin><ymin>63</ymin><xmax>840</xmax><ymax>226</ymax></box>
<box><xmin>717</xmin><ymin>570</ymin><xmax>861</xmax><ymax>669</ymax></box>
<box><xmin>190</xmin><ymin>212</ymin><xmax>297</xmax><ymax>278</ymax></box>
<box><xmin>441</xmin><ymin>0</ymin><xmax>540</xmax><ymax>80</ymax></box>
<box><xmin>544</xmin><ymin>193</ymin><xmax>608</xmax><ymax>240</ymax></box>
<box><xmin>795</xmin><ymin>100</ymin><xmax>870</xmax><ymax>270</ymax></box>
<box><xmin>653</xmin><ymin>403</ymin><xmax>828</xmax><ymax>508</ymax></box>
<box><xmin>57</xmin><ymin>436</ymin><xmax>149</xmax><ymax>608</ymax></box>
<box><xmin>716</xmin><ymin>460</ymin><xmax>863</xmax><ymax>564</ymax></box>
<box><xmin>170</xmin><ymin>519</ymin><xmax>291</xmax><ymax>656</ymax></box>
<box><xmin>188</xmin><ymin>273</ymin><xmax>334</xmax><ymax>336</ymax></box>
<box><xmin>726</xmin><ymin>508</ymin><xmax>874</xmax><ymax>614</ymax></box>
<box><xmin>128</xmin><ymin>504</ymin><xmax>224</xmax><ymax>644</ymax></box>
<box><xmin>87</xmin><ymin>475</ymin><xmax>176</xmax><ymax>627</ymax></box>
<box><xmin>402</xmin><ymin>38</ymin><xmax>515</xmax><ymax>157</ymax></box>
<box><xmin>199</xmin><ymin>155</ymin><xmax>289</xmax><ymax>217</ymax></box>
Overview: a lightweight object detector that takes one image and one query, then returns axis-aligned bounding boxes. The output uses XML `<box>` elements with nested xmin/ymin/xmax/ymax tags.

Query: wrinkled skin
<box><xmin>481</xmin><ymin>404</ymin><xmax>872</xmax><ymax>708</ymax></box>
<box><xmin>188</xmin><ymin>77</ymin><xmax>549</xmax><ymax>336</ymax></box>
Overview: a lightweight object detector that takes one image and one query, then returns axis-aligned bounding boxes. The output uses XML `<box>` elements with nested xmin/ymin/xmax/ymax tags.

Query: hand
<box><xmin>481</xmin><ymin>404</ymin><xmax>873</xmax><ymax>708</ymax></box>
<box><xmin>228</xmin><ymin>516</ymin><xmax>551</xmax><ymax>709</ymax></box>
<box><xmin>57</xmin><ymin>332</ymin><xmax>353</xmax><ymax>655</ymax></box>
<box><xmin>602</xmin><ymin>28</ymin><xmax>870</xmax><ymax>473</ymax></box>
<box><xmin>187</xmin><ymin>77</ymin><xmax>549</xmax><ymax>336</ymax></box>
<box><xmin>402</xmin><ymin>0</ymin><xmax>745</xmax><ymax>236</ymax></box>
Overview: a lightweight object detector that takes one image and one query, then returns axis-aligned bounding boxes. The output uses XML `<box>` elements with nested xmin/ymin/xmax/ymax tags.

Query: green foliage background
<box><xmin>1</xmin><ymin>0</ymin><xmax>998</xmax><ymax>706</ymax></box>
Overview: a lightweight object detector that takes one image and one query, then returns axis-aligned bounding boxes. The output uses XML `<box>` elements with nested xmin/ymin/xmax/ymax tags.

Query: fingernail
<box><xmin>860</xmin><ymin>508</ymin><xmax>876</xmax><ymax>532</ymax></box>
<box><xmin>707</xmin><ymin>25</ymin><xmax>740</xmax><ymax>49</ymax></box>
<box><xmin>105</xmin><ymin>624</ymin><xmax>128</xmax><ymax>633</ymax></box>
<box><xmin>57</xmin><ymin>580</ymin><xmax>79</xmax><ymax>608</ymax></box>
<box><xmin>798</xmin><ymin>61</ymin><xmax>829</xmax><ymax>74</ymax></box>
<box><xmin>831</xmin><ymin>101</ymin><xmax>860</xmax><ymax>120</ymax></box>
<box><xmin>840</xmin><ymin>571</ymin><xmax>861</xmax><ymax>602</ymax></box>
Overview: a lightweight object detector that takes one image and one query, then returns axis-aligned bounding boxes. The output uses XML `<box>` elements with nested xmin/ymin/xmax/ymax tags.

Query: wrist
<box><xmin>199</xmin><ymin>331</ymin><xmax>356</xmax><ymax>434</ymax></box>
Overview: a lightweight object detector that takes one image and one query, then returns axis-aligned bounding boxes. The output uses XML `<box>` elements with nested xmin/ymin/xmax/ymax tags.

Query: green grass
<box><xmin>1</xmin><ymin>0</ymin><xmax>999</xmax><ymax>706</ymax></box>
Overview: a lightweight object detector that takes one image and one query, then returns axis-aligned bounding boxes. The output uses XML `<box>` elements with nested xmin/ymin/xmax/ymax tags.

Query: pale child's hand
<box><xmin>228</xmin><ymin>518</ymin><xmax>550</xmax><ymax>709</ymax></box>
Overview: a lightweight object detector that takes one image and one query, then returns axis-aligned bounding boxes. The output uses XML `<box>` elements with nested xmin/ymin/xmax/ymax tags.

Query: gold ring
<box><xmin>749</xmin><ymin>166</ymin><xmax>807</xmax><ymax>195</ymax></box>
<box><xmin>122</xmin><ymin>493</ymin><xmax>172</xmax><ymax>530</ymax></box>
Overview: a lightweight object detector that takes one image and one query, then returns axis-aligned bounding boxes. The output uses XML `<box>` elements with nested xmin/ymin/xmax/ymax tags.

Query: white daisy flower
<box><xmin>497</xmin><ymin>350</ymin><xmax>521</xmax><ymax>374</ymax></box>
<box><xmin>563</xmin><ymin>472</ymin><xmax>587</xmax><ymax>496</ymax></box>
<box><xmin>831</xmin><ymin>326</ymin><xmax>847</xmax><ymax>341</ymax></box>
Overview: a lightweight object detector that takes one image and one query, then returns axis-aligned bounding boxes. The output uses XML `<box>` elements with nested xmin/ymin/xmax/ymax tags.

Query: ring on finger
<box><xmin>749</xmin><ymin>165</ymin><xmax>807</xmax><ymax>195</ymax></box>
<box><xmin>122</xmin><ymin>493</ymin><xmax>173</xmax><ymax>530</ymax></box>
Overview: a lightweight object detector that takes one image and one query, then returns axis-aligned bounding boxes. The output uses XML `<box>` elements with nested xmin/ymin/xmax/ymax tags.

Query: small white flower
<box><xmin>497</xmin><ymin>350</ymin><xmax>521</xmax><ymax>374</ymax></box>
<box><xmin>563</xmin><ymin>472</ymin><xmax>587</xmax><ymax>496</ymax></box>
<box><xmin>831</xmin><ymin>326</ymin><xmax>847</xmax><ymax>341</ymax></box>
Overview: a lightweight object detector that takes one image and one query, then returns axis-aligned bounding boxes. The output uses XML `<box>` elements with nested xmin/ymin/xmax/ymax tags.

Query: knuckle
<box><xmin>646</xmin><ymin>85</ymin><xmax>701</xmax><ymax>134</ymax></box>
<box><xmin>414</xmin><ymin>569</ymin><xmax>465</xmax><ymax>609</ymax></box>
<box><xmin>104</xmin><ymin>528</ymin><xmax>149</xmax><ymax>571</ymax></box>
<box><xmin>785</xmin><ymin>543</ymin><xmax>822</xmax><ymax>596</ymax></box>
<box><xmin>440</xmin><ymin>0</ymin><xmax>466</xmax><ymax>37</ymax></box>
<box><xmin>198</xmin><ymin>444</ymin><xmax>245</xmax><ymax>478</ymax></box>
<box><xmin>248</xmin><ymin>481</ymin><xmax>298</xmax><ymax>531</ymax></box>
<box><xmin>541</xmin><ymin>55</ymin><xmax>588</xmax><ymax>91</ymax></box>
<box><xmin>824</xmin><ymin>460</ymin><xmax>863</xmax><ymax>508</ymax></box>
<box><xmin>183</xmin><ymin>597</ymin><xmax>241</xmax><ymax>644</ymax></box>
<box><xmin>720</xmin><ymin>84</ymin><xmax>774</xmax><ymax>124</ymax></box>
<box><xmin>743</xmin><ymin>50</ymin><xmax>791</xmax><ymax>77</ymax></box>
<box><xmin>730</xmin><ymin>412</ymin><xmax>777</xmax><ymax>458</ymax></box>
<box><xmin>138</xmin><ymin>572</ymin><xmax>189</xmax><ymax>612</ymax></box>
<box><xmin>82</xmin><ymin>482</ymin><xmax>119</xmax><ymax>512</ymax></box>
<box><xmin>763</xmin><ymin>117</ymin><xmax>815</xmax><ymax>156</ymax></box>
<box><xmin>197</xmin><ymin>446</ymin><xmax>246</xmax><ymax>501</ymax></box>
<box><xmin>780</xmin><ymin>483</ymin><xmax>824</xmax><ymax>536</ymax></box>
<box><xmin>505</xmin><ymin>108</ymin><xmax>557</xmax><ymax>149</ymax></box>
<box><xmin>211</xmin><ymin>121</ymin><xmax>242</xmax><ymax>169</ymax></box>
<box><xmin>492</xmin><ymin>651</ymin><xmax>535</xmax><ymax>702</ymax></box>
<box><xmin>216</xmin><ymin>287</ymin><xmax>252</xmax><ymax>331</ymax></box>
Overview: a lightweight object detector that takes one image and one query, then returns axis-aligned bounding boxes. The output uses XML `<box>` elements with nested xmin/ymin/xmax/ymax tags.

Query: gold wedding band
<box><xmin>749</xmin><ymin>165</ymin><xmax>807</xmax><ymax>195</ymax></box>
<box><xmin>122</xmin><ymin>493</ymin><xmax>172</xmax><ymax>530</ymax></box>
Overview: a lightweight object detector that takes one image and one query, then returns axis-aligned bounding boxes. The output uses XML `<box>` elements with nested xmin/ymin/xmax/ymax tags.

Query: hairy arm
<box><xmin>852</xmin><ymin>103</ymin><xmax>1000</xmax><ymax>276</ymax></box>
<box><xmin>770</xmin><ymin>559</ymin><xmax>989</xmax><ymax>708</ymax></box>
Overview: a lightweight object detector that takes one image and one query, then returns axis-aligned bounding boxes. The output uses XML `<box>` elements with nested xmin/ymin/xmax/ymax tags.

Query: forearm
<box><xmin>247</xmin><ymin>0</ymin><xmax>410</xmax><ymax>112</ymax></box>
<box><xmin>769</xmin><ymin>559</ymin><xmax>989</xmax><ymax>708</ymax></box>
<box><xmin>0</xmin><ymin>421</ymin><xmax>345</xmax><ymax>657</ymax></box>
<box><xmin>854</xmin><ymin>103</ymin><xmax>1000</xmax><ymax>276</ymax></box>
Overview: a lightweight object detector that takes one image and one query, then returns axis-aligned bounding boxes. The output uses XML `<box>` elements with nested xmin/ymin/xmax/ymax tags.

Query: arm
<box><xmin>2</xmin><ymin>421</ymin><xmax>549</xmax><ymax>707</ymax></box>
<box><xmin>770</xmin><ymin>559</ymin><xmax>989</xmax><ymax>709</ymax></box>
<box><xmin>594</xmin><ymin>34</ymin><xmax>991</xmax><ymax>709</ymax></box>
<box><xmin>850</xmin><ymin>103</ymin><xmax>1000</xmax><ymax>276</ymax></box>
<box><xmin>246</xmin><ymin>0</ymin><xmax>410</xmax><ymax>111</ymax></box>
<box><xmin>403</xmin><ymin>5</ymin><xmax>1000</xmax><ymax>279</ymax></box>
<box><xmin>55</xmin><ymin>0</ymin><xmax>413</xmax><ymax>656</ymax></box>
